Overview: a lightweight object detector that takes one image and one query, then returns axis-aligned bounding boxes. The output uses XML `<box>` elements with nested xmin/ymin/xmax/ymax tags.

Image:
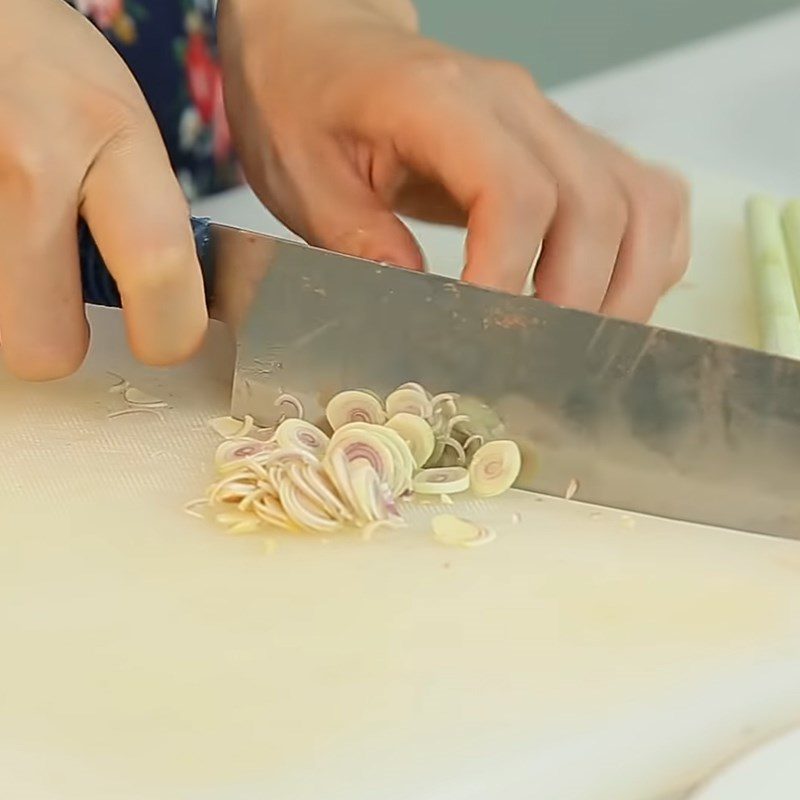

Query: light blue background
<box><xmin>418</xmin><ymin>1</ymin><xmax>795</xmax><ymax>86</ymax></box>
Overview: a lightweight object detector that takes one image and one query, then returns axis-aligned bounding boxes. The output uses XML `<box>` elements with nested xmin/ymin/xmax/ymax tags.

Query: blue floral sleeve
<box><xmin>69</xmin><ymin>0</ymin><xmax>241</xmax><ymax>200</ymax></box>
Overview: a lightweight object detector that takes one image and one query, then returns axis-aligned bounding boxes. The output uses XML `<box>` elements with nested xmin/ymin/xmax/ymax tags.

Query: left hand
<box><xmin>217</xmin><ymin>0</ymin><xmax>690</xmax><ymax>322</ymax></box>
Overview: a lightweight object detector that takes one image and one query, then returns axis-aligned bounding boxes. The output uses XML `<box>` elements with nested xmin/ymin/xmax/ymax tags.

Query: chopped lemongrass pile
<box><xmin>192</xmin><ymin>383</ymin><xmax>524</xmax><ymax>539</ymax></box>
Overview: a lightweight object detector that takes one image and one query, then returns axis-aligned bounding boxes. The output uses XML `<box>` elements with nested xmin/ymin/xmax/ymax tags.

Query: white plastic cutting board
<box><xmin>689</xmin><ymin>727</ymin><xmax>800</xmax><ymax>800</ymax></box>
<box><xmin>2</xmin><ymin>171</ymin><xmax>800</xmax><ymax>800</ymax></box>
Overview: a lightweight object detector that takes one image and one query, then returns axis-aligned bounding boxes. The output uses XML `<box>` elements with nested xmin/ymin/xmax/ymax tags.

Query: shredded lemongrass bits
<box><xmin>123</xmin><ymin>387</ymin><xmax>168</xmax><ymax>408</ymax></box>
<box><xmin>107</xmin><ymin>407</ymin><xmax>165</xmax><ymax>421</ymax></box>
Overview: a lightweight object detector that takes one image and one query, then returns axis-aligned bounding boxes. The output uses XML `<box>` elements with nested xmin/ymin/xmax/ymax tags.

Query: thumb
<box><xmin>294</xmin><ymin>158</ymin><xmax>426</xmax><ymax>271</ymax></box>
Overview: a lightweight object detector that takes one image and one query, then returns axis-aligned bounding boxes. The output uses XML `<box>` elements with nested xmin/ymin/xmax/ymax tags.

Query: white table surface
<box><xmin>188</xmin><ymin>13</ymin><xmax>800</xmax><ymax>800</ymax></box>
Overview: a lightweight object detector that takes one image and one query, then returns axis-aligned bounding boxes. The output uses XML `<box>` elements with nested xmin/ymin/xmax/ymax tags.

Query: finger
<box><xmin>533</xmin><ymin>183</ymin><xmax>627</xmax><ymax>312</ymax></box>
<box><xmin>80</xmin><ymin>119</ymin><xmax>207</xmax><ymax>365</ymax></box>
<box><xmin>601</xmin><ymin>172</ymin><xmax>690</xmax><ymax>321</ymax></box>
<box><xmin>389</xmin><ymin>103</ymin><xmax>555</xmax><ymax>292</ymax></box>
<box><xmin>276</xmin><ymin>142</ymin><xmax>424</xmax><ymax>270</ymax></box>
<box><xmin>0</xmin><ymin>152</ymin><xmax>88</xmax><ymax>380</ymax></box>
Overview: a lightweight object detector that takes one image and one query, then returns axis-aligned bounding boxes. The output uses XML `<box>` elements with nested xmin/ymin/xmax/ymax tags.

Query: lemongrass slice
<box><xmin>469</xmin><ymin>440</ymin><xmax>521</xmax><ymax>497</ymax></box>
<box><xmin>431</xmin><ymin>393</ymin><xmax>459</xmax><ymax>418</ymax></box>
<box><xmin>385</xmin><ymin>413</ymin><xmax>435</xmax><ymax>467</ymax></box>
<box><xmin>333</xmin><ymin>422</ymin><xmax>415</xmax><ymax>496</ymax></box>
<box><xmin>108</xmin><ymin>372</ymin><xmax>129</xmax><ymax>394</ymax></box>
<box><xmin>214</xmin><ymin>439</ymin><xmax>272</xmax><ymax>470</ymax></box>
<box><xmin>464</xmin><ymin>434</ymin><xmax>485</xmax><ymax>453</ymax></box>
<box><xmin>275</xmin><ymin>418</ymin><xmax>329</xmax><ymax>457</ymax></box>
<box><xmin>208</xmin><ymin>415</ymin><xmax>255</xmax><ymax>439</ymax></box>
<box><xmin>441</xmin><ymin>437</ymin><xmax>466</xmax><ymax>465</ymax></box>
<box><xmin>275</xmin><ymin>393</ymin><xmax>305</xmax><ymax>419</ymax></box>
<box><xmin>323</xmin><ymin>448</ymin><xmax>362</xmax><ymax>517</ymax></box>
<box><xmin>431</xmin><ymin>515</ymin><xmax>496</xmax><ymax>548</ymax></box>
<box><xmin>443</xmin><ymin>414</ymin><xmax>470</xmax><ymax>437</ymax></box>
<box><xmin>347</xmin><ymin>460</ymin><xmax>385</xmax><ymax>522</ymax></box>
<box><xmin>396</xmin><ymin>381</ymin><xmax>430</xmax><ymax>397</ymax></box>
<box><xmin>328</xmin><ymin>427</ymin><xmax>396</xmax><ymax>489</ymax></box>
<box><xmin>123</xmin><ymin>386</ymin><xmax>169</xmax><ymax>408</ymax></box>
<box><xmin>424</xmin><ymin>438</ymin><xmax>446</xmax><ymax>469</ymax></box>
<box><xmin>291</xmin><ymin>463</ymin><xmax>352</xmax><ymax>523</ymax></box>
<box><xmin>216</xmin><ymin>510</ymin><xmax>262</xmax><ymax>535</ymax></box>
<box><xmin>385</xmin><ymin>388</ymin><xmax>433</xmax><ymax>420</ymax></box>
<box><xmin>369</xmin><ymin>425</ymin><xmax>416</xmax><ymax>494</ymax></box>
<box><xmin>278</xmin><ymin>481</ymin><xmax>340</xmax><ymax>533</ymax></box>
<box><xmin>413</xmin><ymin>466</ymin><xmax>470</xmax><ymax>495</ymax></box>
<box><xmin>251</xmin><ymin>494</ymin><xmax>295</xmax><ymax>531</ymax></box>
<box><xmin>326</xmin><ymin>390</ymin><xmax>386</xmax><ymax>429</ymax></box>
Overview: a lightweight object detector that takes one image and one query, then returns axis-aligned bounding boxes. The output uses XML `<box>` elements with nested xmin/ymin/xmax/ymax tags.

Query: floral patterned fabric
<box><xmin>70</xmin><ymin>0</ymin><xmax>240</xmax><ymax>199</ymax></box>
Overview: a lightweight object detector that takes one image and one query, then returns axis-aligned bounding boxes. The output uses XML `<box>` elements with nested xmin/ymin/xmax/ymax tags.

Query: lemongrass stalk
<box><xmin>744</xmin><ymin>195</ymin><xmax>800</xmax><ymax>358</ymax></box>
<box><xmin>780</xmin><ymin>199</ymin><xmax>800</xmax><ymax>306</ymax></box>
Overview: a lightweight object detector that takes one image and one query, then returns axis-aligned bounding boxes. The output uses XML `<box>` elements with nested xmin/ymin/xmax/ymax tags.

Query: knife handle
<box><xmin>78</xmin><ymin>216</ymin><xmax>215</xmax><ymax>308</ymax></box>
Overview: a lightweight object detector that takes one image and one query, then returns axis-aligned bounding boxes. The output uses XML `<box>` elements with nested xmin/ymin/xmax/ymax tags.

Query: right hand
<box><xmin>0</xmin><ymin>0</ymin><xmax>207</xmax><ymax>380</ymax></box>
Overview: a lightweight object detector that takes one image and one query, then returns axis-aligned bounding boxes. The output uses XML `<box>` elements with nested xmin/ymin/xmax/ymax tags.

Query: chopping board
<box><xmin>2</xmin><ymin>171</ymin><xmax>799</xmax><ymax>800</ymax></box>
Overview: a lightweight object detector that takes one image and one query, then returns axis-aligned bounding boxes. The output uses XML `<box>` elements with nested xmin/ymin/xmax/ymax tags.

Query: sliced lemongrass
<box><xmin>454</xmin><ymin>396</ymin><xmax>506</xmax><ymax>438</ymax></box>
<box><xmin>259</xmin><ymin>447</ymin><xmax>319</xmax><ymax>471</ymax></box>
<box><xmin>107</xmin><ymin>372</ymin><xmax>129</xmax><ymax>394</ymax></box>
<box><xmin>424</xmin><ymin>438</ymin><xmax>446</xmax><ymax>469</ymax></box>
<box><xmin>275</xmin><ymin>418</ymin><xmax>329</xmax><ymax>457</ymax></box>
<box><xmin>396</xmin><ymin>381</ymin><xmax>430</xmax><ymax>398</ymax></box>
<box><xmin>238</xmin><ymin>486</ymin><xmax>274</xmax><ymax>512</ymax></box>
<box><xmin>123</xmin><ymin>386</ymin><xmax>169</xmax><ymax>408</ymax></box>
<box><xmin>361</xmin><ymin>516</ymin><xmax>407</xmax><ymax>541</ymax></box>
<box><xmin>184</xmin><ymin>498</ymin><xmax>209</xmax><ymax>519</ymax></box>
<box><xmin>216</xmin><ymin>511</ymin><xmax>262</xmax><ymax>535</ymax></box>
<box><xmin>385</xmin><ymin>413</ymin><xmax>435</xmax><ymax>467</ymax></box>
<box><xmin>214</xmin><ymin>439</ymin><xmax>269</xmax><ymax>470</ymax></box>
<box><xmin>469</xmin><ymin>440</ymin><xmax>521</xmax><ymax>497</ymax></box>
<box><xmin>413</xmin><ymin>466</ymin><xmax>470</xmax><ymax>495</ymax></box>
<box><xmin>208</xmin><ymin>477</ymin><xmax>258</xmax><ymax>505</ymax></box>
<box><xmin>347</xmin><ymin>460</ymin><xmax>386</xmax><ymax>522</ymax></box>
<box><xmin>324</xmin><ymin>448</ymin><xmax>361</xmax><ymax>516</ymax></box>
<box><xmin>565</xmin><ymin>478</ymin><xmax>579</xmax><ymax>500</ymax></box>
<box><xmin>275</xmin><ymin>393</ymin><xmax>304</xmax><ymax>419</ymax></box>
<box><xmin>251</xmin><ymin>495</ymin><xmax>295</xmax><ymax>531</ymax></box>
<box><xmin>329</xmin><ymin>422</ymin><xmax>415</xmax><ymax>495</ymax></box>
<box><xmin>369</xmin><ymin>425</ymin><xmax>416</xmax><ymax>493</ymax></box>
<box><xmin>289</xmin><ymin>463</ymin><xmax>351</xmax><ymax>522</ymax></box>
<box><xmin>441</xmin><ymin>437</ymin><xmax>467</xmax><ymax>465</ymax></box>
<box><xmin>431</xmin><ymin>393</ymin><xmax>459</xmax><ymax>418</ymax></box>
<box><xmin>278</xmin><ymin>481</ymin><xmax>340</xmax><ymax>533</ymax></box>
<box><xmin>443</xmin><ymin>414</ymin><xmax>470</xmax><ymax>437</ymax></box>
<box><xmin>328</xmin><ymin>427</ymin><xmax>396</xmax><ymax>490</ymax></box>
<box><xmin>208</xmin><ymin>416</ymin><xmax>255</xmax><ymax>439</ymax></box>
<box><xmin>385</xmin><ymin>388</ymin><xmax>433</xmax><ymax>420</ymax></box>
<box><xmin>326</xmin><ymin>390</ymin><xmax>386</xmax><ymax>429</ymax></box>
<box><xmin>107</xmin><ymin>407</ymin><xmax>165</xmax><ymax>422</ymax></box>
<box><xmin>431</xmin><ymin>515</ymin><xmax>496</xmax><ymax>548</ymax></box>
<box><xmin>464</xmin><ymin>434</ymin><xmax>485</xmax><ymax>452</ymax></box>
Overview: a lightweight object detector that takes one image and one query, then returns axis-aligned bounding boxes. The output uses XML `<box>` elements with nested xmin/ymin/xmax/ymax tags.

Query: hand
<box><xmin>218</xmin><ymin>0</ymin><xmax>690</xmax><ymax>322</ymax></box>
<box><xmin>0</xmin><ymin>0</ymin><xmax>207</xmax><ymax>380</ymax></box>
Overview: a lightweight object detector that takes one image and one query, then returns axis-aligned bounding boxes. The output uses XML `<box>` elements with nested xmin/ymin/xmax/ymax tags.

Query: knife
<box><xmin>79</xmin><ymin>218</ymin><xmax>800</xmax><ymax>540</ymax></box>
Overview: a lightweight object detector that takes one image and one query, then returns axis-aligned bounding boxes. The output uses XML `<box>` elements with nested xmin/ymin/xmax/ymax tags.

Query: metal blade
<box><xmin>208</xmin><ymin>224</ymin><xmax>800</xmax><ymax>539</ymax></box>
